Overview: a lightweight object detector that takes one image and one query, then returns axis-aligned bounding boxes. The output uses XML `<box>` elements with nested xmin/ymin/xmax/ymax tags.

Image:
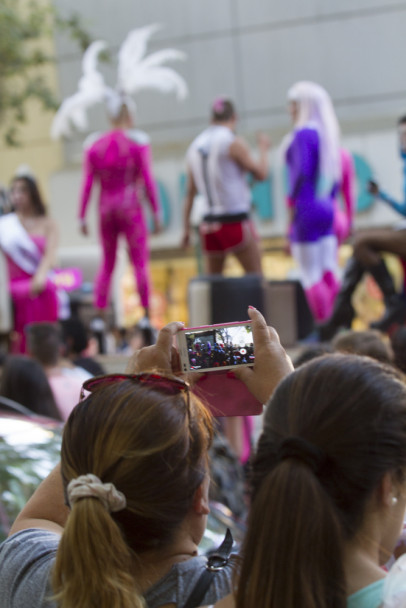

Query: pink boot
<box><xmin>305</xmin><ymin>281</ymin><xmax>331</xmax><ymax>322</ymax></box>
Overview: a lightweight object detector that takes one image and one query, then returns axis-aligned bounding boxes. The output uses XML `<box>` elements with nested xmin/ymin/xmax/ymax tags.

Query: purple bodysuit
<box><xmin>286</xmin><ymin>127</ymin><xmax>335</xmax><ymax>243</ymax></box>
<box><xmin>79</xmin><ymin>129</ymin><xmax>160</xmax><ymax>310</ymax></box>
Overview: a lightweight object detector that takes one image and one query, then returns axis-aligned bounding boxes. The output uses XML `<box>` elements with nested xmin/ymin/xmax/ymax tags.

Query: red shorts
<box><xmin>200</xmin><ymin>219</ymin><xmax>258</xmax><ymax>255</ymax></box>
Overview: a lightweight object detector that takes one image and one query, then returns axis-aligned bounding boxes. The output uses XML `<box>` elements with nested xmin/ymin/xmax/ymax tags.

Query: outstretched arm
<box><xmin>139</xmin><ymin>144</ymin><xmax>162</xmax><ymax>233</ymax></box>
<box><xmin>30</xmin><ymin>217</ymin><xmax>59</xmax><ymax>296</ymax></box>
<box><xmin>78</xmin><ymin>148</ymin><xmax>95</xmax><ymax>234</ymax></box>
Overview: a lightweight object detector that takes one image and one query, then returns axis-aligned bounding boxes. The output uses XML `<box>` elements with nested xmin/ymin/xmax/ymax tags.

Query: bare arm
<box><xmin>229</xmin><ymin>133</ymin><xmax>270</xmax><ymax>181</ymax></box>
<box><xmin>30</xmin><ymin>216</ymin><xmax>59</xmax><ymax>296</ymax></box>
<box><xmin>181</xmin><ymin>167</ymin><xmax>198</xmax><ymax>248</ymax></box>
<box><xmin>9</xmin><ymin>464</ymin><xmax>69</xmax><ymax>536</ymax></box>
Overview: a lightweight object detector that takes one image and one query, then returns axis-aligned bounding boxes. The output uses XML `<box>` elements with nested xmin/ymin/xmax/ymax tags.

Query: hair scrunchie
<box><xmin>67</xmin><ymin>474</ymin><xmax>127</xmax><ymax>513</ymax></box>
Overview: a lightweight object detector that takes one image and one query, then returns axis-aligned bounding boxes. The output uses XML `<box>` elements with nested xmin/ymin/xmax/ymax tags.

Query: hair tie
<box><xmin>67</xmin><ymin>474</ymin><xmax>127</xmax><ymax>513</ymax></box>
<box><xmin>212</xmin><ymin>97</ymin><xmax>225</xmax><ymax>113</ymax></box>
<box><xmin>278</xmin><ymin>437</ymin><xmax>326</xmax><ymax>474</ymax></box>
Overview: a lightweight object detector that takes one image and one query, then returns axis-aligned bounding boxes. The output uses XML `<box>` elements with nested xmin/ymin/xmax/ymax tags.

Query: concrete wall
<box><xmin>49</xmin><ymin>0</ymin><xmax>406</xmax><ymax>253</ymax></box>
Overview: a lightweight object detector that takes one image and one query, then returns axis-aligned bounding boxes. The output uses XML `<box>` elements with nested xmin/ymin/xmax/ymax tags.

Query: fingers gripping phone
<box><xmin>177</xmin><ymin>321</ymin><xmax>254</xmax><ymax>373</ymax></box>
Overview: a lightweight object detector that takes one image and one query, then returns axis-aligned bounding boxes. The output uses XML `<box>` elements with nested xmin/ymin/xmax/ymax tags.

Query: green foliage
<box><xmin>0</xmin><ymin>0</ymin><xmax>91</xmax><ymax>146</ymax></box>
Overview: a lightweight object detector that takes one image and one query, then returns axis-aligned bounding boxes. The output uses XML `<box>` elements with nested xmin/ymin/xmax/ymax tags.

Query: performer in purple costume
<box><xmin>285</xmin><ymin>81</ymin><xmax>341</xmax><ymax>321</ymax></box>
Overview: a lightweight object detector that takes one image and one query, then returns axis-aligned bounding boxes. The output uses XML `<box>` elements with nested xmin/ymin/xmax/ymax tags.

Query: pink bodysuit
<box><xmin>79</xmin><ymin>129</ymin><xmax>160</xmax><ymax>310</ymax></box>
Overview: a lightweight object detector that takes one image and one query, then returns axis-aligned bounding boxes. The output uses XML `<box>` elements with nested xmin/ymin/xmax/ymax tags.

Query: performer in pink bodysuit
<box><xmin>51</xmin><ymin>25</ymin><xmax>188</xmax><ymax>320</ymax></box>
<box><xmin>79</xmin><ymin>106</ymin><xmax>161</xmax><ymax>317</ymax></box>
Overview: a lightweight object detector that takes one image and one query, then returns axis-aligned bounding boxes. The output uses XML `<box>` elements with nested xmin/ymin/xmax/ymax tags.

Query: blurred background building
<box><xmin>1</xmin><ymin>0</ymin><xmax>406</xmax><ymax>326</ymax></box>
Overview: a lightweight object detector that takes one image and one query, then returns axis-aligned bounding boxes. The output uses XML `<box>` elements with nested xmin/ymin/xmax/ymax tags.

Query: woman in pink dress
<box><xmin>0</xmin><ymin>176</ymin><xmax>59</xmax><ymax>353</ymax></box>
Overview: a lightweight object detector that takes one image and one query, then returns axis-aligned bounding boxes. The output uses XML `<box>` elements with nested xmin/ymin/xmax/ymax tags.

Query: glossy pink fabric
<box><xmin>79</xmin><ymin>130</ymin><xmax>160</xmax><ymax>309</ymax></box>
<box><xmin>7</xmin><ymin>235</ymin><xmax>58</xmax><ymax>353</ymax></box>
<box><xmin>333</xmin><ymin>149</ymin><xmax>355</xmax><ymax>244</ymax></box>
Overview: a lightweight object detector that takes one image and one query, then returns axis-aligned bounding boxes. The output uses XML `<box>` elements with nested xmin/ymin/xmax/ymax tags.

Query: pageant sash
<box><xmin>0</xmin><ymin>213</ymin><xmax>42</xmax><ymax>275</ymax></box>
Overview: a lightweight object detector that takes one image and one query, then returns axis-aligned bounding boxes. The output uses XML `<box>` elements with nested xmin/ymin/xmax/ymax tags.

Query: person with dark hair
<box><xmin>182</xmin><ymin>97</ymin><xmax>270</xmax><ymax>274</ymax></box>
<box><xmin>320</xmin><ymin>116</ymin><xmax>406</xmax><ymax>339</ymax></box>
<box><xmin>390</xmin><ymin>325</ymin><xmax>406</xmax><ymax>374</ymax></box>
<box><xmin>60</xmin><ymin>317</ymin><xmax>105</xmax><ymax>376</ymax></box>
<box><xmin>0</xmin><ymin>321</ymin><xmax>239</xmax><ymax>608</ymax></box>
<box><xmin>332</xmin><ymin>328</ymin><xmax>394</xmax><ymax>365</ymax></box>
<box><xmin>229</xmin><ymin>353</ymin><xmax>406</xmax><ymax>608</ymax></box>
<box><xmin>0</xmin><ymin>171</ymin><xmax>61</xmax><ymax>353</ymax></box>
<box><xmin>205</xmin><ymin>316</ymin><xmax>406</xmax><ymax>608</ymax></box>
<box><xmin>26</xmin><ymin>322</ymin><xmax>91</xmax><ymax>420</ymax></box>
<box><xmin>0</xmin><ymin>355</ymin><xmax>62</xmax><ymax>421</ymax></box>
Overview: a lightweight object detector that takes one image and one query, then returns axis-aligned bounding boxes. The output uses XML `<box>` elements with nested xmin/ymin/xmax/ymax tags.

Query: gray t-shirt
<box><xmin>0</xmin><ymin>529</ymin><xmax>236</xmax><ymax>607</ymax></box>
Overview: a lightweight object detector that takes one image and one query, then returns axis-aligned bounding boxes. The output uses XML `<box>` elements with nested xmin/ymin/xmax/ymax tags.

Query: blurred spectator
<box><xmin>0</xmin><ymin>355</ymin><xmax>62</xmax><ymax>420</ymax></box>
<box><xmin>332</xmin><ymin>329</ymin><xmax>394</xmax><ymax>365</ymax></box>
<box><xmin>60</xmin><ymin>317</ymin><xmax>105</xmax><ymax>376</ymax></box>
<box><xmin>293</xmin><ymin>344</ymin><xmax>333</xmax><ymax>368</ymax></box>
<box><xmin>26</xmin><ymin>322</ymin><xmax>91</xmax><ymax>420</ymax></box>
<box><xmin>390</xmin><ymin>326</ymin><xmax>406</xmax><ymax>374</ymax></box>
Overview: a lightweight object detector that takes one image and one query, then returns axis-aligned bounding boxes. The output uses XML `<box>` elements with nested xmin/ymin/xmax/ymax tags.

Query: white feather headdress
<box><xmin>51</xmin><ymin>24</ymin><xmax>188</xmax><ymax>139</ymax></box>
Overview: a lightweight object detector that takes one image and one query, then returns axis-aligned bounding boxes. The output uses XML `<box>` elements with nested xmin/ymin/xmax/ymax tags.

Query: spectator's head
<box><xmin>332</xmin><ymin>329</ymin><xmax>393</xmax><ymax>365</ymax></box>
<box><xmin>53</xmin><ymin>373</ymin><xmax>213</xmax><ymax>607</ymax></box>
<box><xmin>237</xmin><ymin>354</ymin><xmax>406</xmax><ymax>608</ymax></box>
<box><xmin>390</xmin><ymin>326</ymin><xmax>406</xmax><ymax>374</ymax></box>
<box><xmin>127</xmin><ymin>322</ymin><xmax>156</xmax><ymax>352</ymax></box>
<box><xmin>60</xmin><ymin>318</ymin><xmax>89</xmax><ymax>356</ymax></box>
<box><xmin>0</xmin><ymin>355</ymin><xmax>61</xmax><ymax>420</ymax></box>
<box><xmin>26</xmin><ymin>322</ymin><xmax>62</xmax><ymax>367</ymax></box>
<box><xmin>293</xmin><ymin>344</ymin><xmax>333</xmax><ymax>368</ymax></box>
<box><xmin>211</xmin><ymin>98</ymin><xmax>236</xmax><ymax>124</ymax></box>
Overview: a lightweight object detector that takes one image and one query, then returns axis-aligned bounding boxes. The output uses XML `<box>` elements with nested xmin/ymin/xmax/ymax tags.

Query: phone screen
<box><xmin>181</xmin><ymin>322</ymin><xmax>254</xmax><ymax>371</ymax></box>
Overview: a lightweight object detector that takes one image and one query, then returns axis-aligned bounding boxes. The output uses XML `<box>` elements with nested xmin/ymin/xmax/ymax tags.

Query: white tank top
<box><xmin>187</xmin><ymin>125</ymin><xmax>251</xmax><ymax>217</ymax></box>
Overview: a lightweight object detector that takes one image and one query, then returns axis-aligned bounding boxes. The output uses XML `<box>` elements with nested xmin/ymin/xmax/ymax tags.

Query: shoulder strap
<box><xmin>181</xmin><ymin>529</ymin><xmax>234</xmax><ymax>608</ymax></box>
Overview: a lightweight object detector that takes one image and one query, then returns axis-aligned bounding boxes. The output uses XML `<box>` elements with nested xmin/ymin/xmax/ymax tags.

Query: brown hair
<box><xmin>237</xmin><ymin>354</ymin><xmax>406</xmax><ymax>608</ymax></box>
<box><xmin>332</xmin><ymin>329</ymin><xmax>394</xmax><ymax>365</ymax></box>
<box><xmin>11</xmin><ymin>176</ymin><xmax>47</xmax><ymax>216</ymax></box>
<box><xmin>52</xmin><ymin>377</ymin><xmax>213</xmax><ymax>608</ymax></box>
<box><xmin>0</xmin><ymin>355</ymin><xmax>61</xmax><ymax>420</ymax></box>
<box><xmin>26</xmin><ymin>322</ymin><xmax>62</xmax><ymax>367</ymax></box>
<box><xmin>211</xmin><ymin>98</ymin><xmax>236</xmax><ymax>123</ymax></box>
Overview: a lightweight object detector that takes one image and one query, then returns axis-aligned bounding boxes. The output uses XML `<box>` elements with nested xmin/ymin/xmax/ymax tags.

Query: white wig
<box><xmin>51</xmin><ymin>24</ymin><xmax>188</xmax><ymax>139</ymax></box>
<box><xmin>287</xmin><ymin>81</ymin><xmax>341</xmax><ymax>193</ymax></box>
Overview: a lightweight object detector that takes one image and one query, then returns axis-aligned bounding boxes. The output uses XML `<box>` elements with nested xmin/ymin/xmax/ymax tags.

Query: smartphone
<box><xmin>177</xmin><ymin>321</ymin><xmax>254</xmax><ymax>373</ymax></box>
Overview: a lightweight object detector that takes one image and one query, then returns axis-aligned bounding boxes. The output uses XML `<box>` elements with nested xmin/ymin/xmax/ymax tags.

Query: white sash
<box><xmin>0</xmin><ymin>213</ymin><xmax>42</xmax><ymax>275</ymax></box>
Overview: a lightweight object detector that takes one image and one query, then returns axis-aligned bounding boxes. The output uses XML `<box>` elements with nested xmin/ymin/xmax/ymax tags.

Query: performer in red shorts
<box><xmin>182</xmin><ymin>98</ymin><xmax>270</xmax><ymax>274</ymax></box>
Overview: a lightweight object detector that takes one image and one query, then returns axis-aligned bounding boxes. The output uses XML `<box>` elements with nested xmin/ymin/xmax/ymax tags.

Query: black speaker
<box><xmin>265</xmin><ymin>280</ymin><xmax>314</xmax><ymax>344</ymax></box>
<box><xmin>188</xmin><ymin>274</ymin><xmax>266</xmax><ymax>325</ymax></box>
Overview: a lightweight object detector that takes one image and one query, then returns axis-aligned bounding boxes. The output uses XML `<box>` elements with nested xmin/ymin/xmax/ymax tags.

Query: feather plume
<box><xmin>51</xmin><ymin>40</ymin><xmax>110</xmax><ymax>139</ymax></box>
<box><xmin>50</xmin><ymin>25</ymin><xmax>188</xmax><ymax>139</ymax></box>
<box><xmin>117</xmin><ymin>25</ymin><xmax>188</xmax><ymax>100</ymax></box>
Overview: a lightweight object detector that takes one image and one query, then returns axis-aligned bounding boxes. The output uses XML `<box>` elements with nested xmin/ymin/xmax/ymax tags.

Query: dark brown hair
<box><xmin>211</xmin><ymin>98</ymin><xmax>236</xmax><ymax>123</ymax></box>
<box><xmin>11</xmin><ymin>176</ymin><xmax>47</xmax><ymax>216</ymax></box>
<box><xmin>53</xmin><ymin>377</ymin><xmax>213</xmax><ymax>608</ymax></box>
<box><xmin>237</xmin><ymin>354</ymin><xmax>406</xmax><ymax>608</ymax></box>
<box><xmin>332</xmin><ymin>329</ymin><xmax>394</xmax><ymax>365</ymax></box>
<box><xmin>0</xmin><ymin>355</ymin><xmax>61</xmax><ymax>420</ymax></box>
